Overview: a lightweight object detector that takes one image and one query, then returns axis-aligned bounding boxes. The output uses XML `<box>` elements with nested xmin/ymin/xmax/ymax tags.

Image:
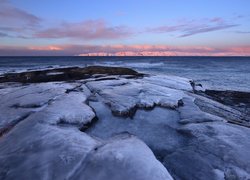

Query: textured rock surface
<box><xmin>0</xmin><ymin>66</ymin><xmax>250</xmax><ymax>180</ymax></box>
<box><xmin>0</xmin><ymin>66</ymin><xmax>143</xmax><ymax>83</ymax></box>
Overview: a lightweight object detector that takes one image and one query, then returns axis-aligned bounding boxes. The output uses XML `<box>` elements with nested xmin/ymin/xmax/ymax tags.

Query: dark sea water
<box><xmin>0</xmin><ymin>56</ymin><xmax>250</xmax><ymax>91</ymax></box>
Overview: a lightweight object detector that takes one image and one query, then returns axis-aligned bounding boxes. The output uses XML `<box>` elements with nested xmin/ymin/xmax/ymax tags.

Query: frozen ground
<box><xmin>0</xmin><ymin>67</ymin><xmax>250</xmax><ymax>180</ymax></box>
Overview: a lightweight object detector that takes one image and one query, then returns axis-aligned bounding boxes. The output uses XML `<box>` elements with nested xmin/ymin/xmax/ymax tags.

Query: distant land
<box><xmin>78</xmin><ymin>51</ymin><xmax>175</xmax><ymax>56</ymax></box>
<box><xmin>77</xmin><ymin>51</ymin><xmax>250</xmax><ymax>56</ymax></box>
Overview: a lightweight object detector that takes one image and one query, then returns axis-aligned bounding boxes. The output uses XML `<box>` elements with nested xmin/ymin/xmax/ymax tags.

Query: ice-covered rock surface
<box><xmin>0</xmin><ymin>66</ymin><xmax>250</xmax><ymax>180</ymax></box>
<box><xmin>86</xmin><ymin>77</ymin><xmax>186</xmax><ymax>116</ymax></box>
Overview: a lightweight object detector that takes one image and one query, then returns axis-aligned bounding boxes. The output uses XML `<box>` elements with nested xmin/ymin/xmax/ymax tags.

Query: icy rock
<box><xmin>143</xmin><ymin>75</ymin><xmax>193</xmax><ymax>91</ymax></box>
<box><xmin>87</xmin><ymin>101</ymin><xmax>183</xmax><ymax>153</ymax></box>
<box><xmin>0</xmin><ymin>82</ymin><xmax>74</xmax><ymax>109</ymax></box>
<box><xmin>0</xmin><ymin>117</ymin><xmax>172</xmax><ymax>180</ymax></box>
<box><xmin>0</xmin><ymin>82</ymin><xmax>75</xmax><ymax>133</ymax></box>
<box><xmin>178</xmin><ymin>97</ymin><xmax>224</xmax><ymax>124</ymax></box>
<box><xmin>166</xmin><ymin>122</ymin><xmax>250</xmax><ymax>180</ymax></box>
<box><xmin>193</xmin><ymin>93</ymin><xmax>249</xmax><ymax>124</ymax></box>
<box><xmin>86</xmin><ymin>78</ymin><xmax>186</xmax><ymax>116</ymax></box>
<box><xmin>1</xmin><ymin>66</ymin><xmax>250</xmax><ymax>180</ymax></box>
<box><xmin>0</xmin><ymin>121</ymin><xmax>99</xmax><ymax>180</ymax></box>
<box><xmin>36</xmin><ymin>92</ymin><xmax>95</xmax><ymax>126</ymax></box>
<box><xmin>70</xmin><ymin>134</ymin><xmax>173</xmax><ymax>180</ymax></box>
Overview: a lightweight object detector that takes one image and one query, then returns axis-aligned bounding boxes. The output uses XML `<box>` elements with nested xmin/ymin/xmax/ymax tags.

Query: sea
<box><xmin>0</xmin><ymin>56</ymin><xmax>250</xmax><ymax>92</ymax></box>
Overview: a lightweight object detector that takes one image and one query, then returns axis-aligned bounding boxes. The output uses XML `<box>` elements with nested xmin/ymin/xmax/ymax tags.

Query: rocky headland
<box><xmin>0</xmin><ymin>66</ymin><xmax>250</xmax><ymax>180</ymax></box>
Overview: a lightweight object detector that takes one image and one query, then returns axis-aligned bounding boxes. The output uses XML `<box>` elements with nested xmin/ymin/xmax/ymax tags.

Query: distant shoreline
<box><xmin>0</xmin><ymin>56</ymin><xmax>250</xmax><ymax>57</ymax></box>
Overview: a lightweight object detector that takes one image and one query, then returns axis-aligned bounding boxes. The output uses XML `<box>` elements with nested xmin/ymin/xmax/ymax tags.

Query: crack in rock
<box><xmin>80</xmin><ymin>116</ymin><xmax>99</xmax><ymax>132</ymax></box>
<box><xmin>0</xmin><ymin>112</ymin><xmax>32</xmax><ymax>137</ymax></box>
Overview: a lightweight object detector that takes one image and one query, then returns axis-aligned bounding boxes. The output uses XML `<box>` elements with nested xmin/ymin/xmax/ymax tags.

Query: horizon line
<box><xmin>0</xmin><ymin>55</ymin><xmax>250</xmax><ymax>57</ymax></box>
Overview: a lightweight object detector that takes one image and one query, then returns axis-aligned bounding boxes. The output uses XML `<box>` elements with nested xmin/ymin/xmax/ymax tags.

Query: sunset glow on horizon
<box><xmin>1</xmin><ymin>0</ymin><xmax>250</xmax><ymax>56</ymax></box>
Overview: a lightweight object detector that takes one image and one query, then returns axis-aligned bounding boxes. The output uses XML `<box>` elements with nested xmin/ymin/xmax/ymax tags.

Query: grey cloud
<box><xmin>35</xmin><ymin>20</ymin><xmax>133</xmax><ymax>40</ymax></box>
<box><xmin>180</xmin><ymin>24</ymin><xmax>239</xmax><ymax>37</ymax></box>
<box><xmin>147</xmin><ymin>18</ymin><xmax>239</xmax><ymax>37</ymax></box>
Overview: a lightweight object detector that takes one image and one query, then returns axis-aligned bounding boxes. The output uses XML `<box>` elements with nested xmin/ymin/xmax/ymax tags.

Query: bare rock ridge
<box><xmin>0</xmin><ymin>66</ymin><xmax>250</xmax><ymax>180</ymax></box>
<box><xmin>0</xmin><ymin>66</ymin><xmax>143</xmax><ymax>83</ymax></box>
<box><xmin>202</xmin><ymin>90</ymin><xmax>250</xmax><ymax>112</ymax></box>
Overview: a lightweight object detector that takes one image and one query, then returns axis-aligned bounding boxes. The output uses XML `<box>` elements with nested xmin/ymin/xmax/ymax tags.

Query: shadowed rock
<box><xmin>203</xmin><ymin>90</ymin><xmax>250</xmax><ymax>108</ymax></box>
<box><xmin>198</xmin><ymin>90</ymin><xmax>250</xmax><ymax>117</ymax></box>
<box><xmin>196</xmin><ymin>89</ymin><xmax>250</xmax><ymax>127</ymax></box>
<box><xmin>0</xmin><ymin>66</ymin><xmax>143</xmax><ymax>83</ymax></box>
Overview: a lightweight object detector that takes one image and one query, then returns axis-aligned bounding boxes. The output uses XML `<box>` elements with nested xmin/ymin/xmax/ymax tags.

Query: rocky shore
<box><xmin>0</xmin><ymin>66</ymin><xmax>250</xmax><ymax>180</ymax></box>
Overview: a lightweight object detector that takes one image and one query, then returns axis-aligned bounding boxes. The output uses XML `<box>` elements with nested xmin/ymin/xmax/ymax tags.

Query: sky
<box><xmin>0</xmin><ymin>0</ymin><xmax>250</xmax><ymax>56</ymax></box>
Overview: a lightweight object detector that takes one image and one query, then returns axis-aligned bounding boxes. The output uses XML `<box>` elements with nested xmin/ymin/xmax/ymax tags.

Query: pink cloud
<box><xmin>28</xmin><ymin>46</ymin><xmax>63</xmax><ymax>51</ymax></box>
<box><xmin>0</xmin><ymin>1</ymin><xmax>131</xmax><ymax>41</ymax></box>
<box><xmin>0</xmin><ymin>44</ymin><xmax>250</xmax><ymax>56</ymax></box>
<box><xmin>35</xmin><ymin>20</ymin><xmax>133</xmax><ymax>40</ymax></box>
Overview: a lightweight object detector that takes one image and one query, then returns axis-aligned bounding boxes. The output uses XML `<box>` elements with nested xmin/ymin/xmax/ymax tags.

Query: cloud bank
<box><xmin>0</xmin><ymin>44</ymin><xmax>249</xmax><ymax>56</ymax></box>
<box><xmin>35</xmin><ymin>20</ymin><xmax>133</xmax><ymax>40</ymax></box>
<box><xmin>0</xmin><ymin>1</ymin><xmax>131</xmax><ymax>40</ymax></box>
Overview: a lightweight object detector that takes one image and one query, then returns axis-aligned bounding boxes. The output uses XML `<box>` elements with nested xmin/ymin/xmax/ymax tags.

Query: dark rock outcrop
<box><xmin>203</xmin><ymin>90</ymin><xmax>250</xmax><ymax>109</ymax></box>
<box><xmin>198</xmin><ymin>90</ymin><xmax>250</xmax><ymax>119</ymax></box>
<box><xmin>0</xmin><ymin>66</ymin><xmax>143</xmax><ymax>83</ymax></box>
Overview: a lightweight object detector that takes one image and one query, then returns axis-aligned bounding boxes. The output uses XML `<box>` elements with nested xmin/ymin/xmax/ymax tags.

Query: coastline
<box><xmin>1</xmin><ymin>56</ymin><xmax>250</xmax><ymax>92</ymax></box>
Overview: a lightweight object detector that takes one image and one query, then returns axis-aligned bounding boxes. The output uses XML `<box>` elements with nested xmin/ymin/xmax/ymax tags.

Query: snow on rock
<box><xmin>85</xmin><ymin>74</ymin><xmax>250</xmax><ymax>179</ymax></box>
<box><xmin>36</xmin><ymin>92</ymin><xmax>95</xmax><ymax>126</ymax></box>
<box><xmin>0</xmin><ymin>116</ymin><xmax>173</xmax><ymax>180</ymax></box>
<box><xmin>70</xmin><ymin>134</ymin><xmax>173</xmax><ymax>180</ymax></box>
<box><xmin>87</xmin><ymin>96</ymin><xmax>250</xmax><ymax>179</ymax></box>
<box><xmin>0</xmin><ymin>82</ymin><xmax>74</xmax><ymax>106</ymax></box>
<box><xmin>86</xmin><ymin>78</ymin><xmax>186</xmax><ymax>116</ymax></box>
<box><xmin>0</xmin><ymin>82</ymin><xmax>75</xmax><ymax>134</ymax></box>
<box><xmin>143</xmin><ymin>75</ymin><xmax>193</xmax><ymax>91</ymax></box>
<box><xmin>46</xmin><ymin>72</ymin><xmax>64</xmax><ymax>76</ymax></box>
<box><xmin>177</xmin><ymin>97</ymin><xmax>224</xmax><ymax>124</ymax></box>
<box><xmin>86</xmin><ymin>101</ymin><xmax>183</xmax><ymax>154</ymax></box>
<box><xmin>0</xmin><ymin>120</ymin><xmax>99</xmax><ymax>180</ymax></box>
<box><xmin>167</xmin><ymin>122</ymin><xmax>250</xmax><ymax>180</ymax></box>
